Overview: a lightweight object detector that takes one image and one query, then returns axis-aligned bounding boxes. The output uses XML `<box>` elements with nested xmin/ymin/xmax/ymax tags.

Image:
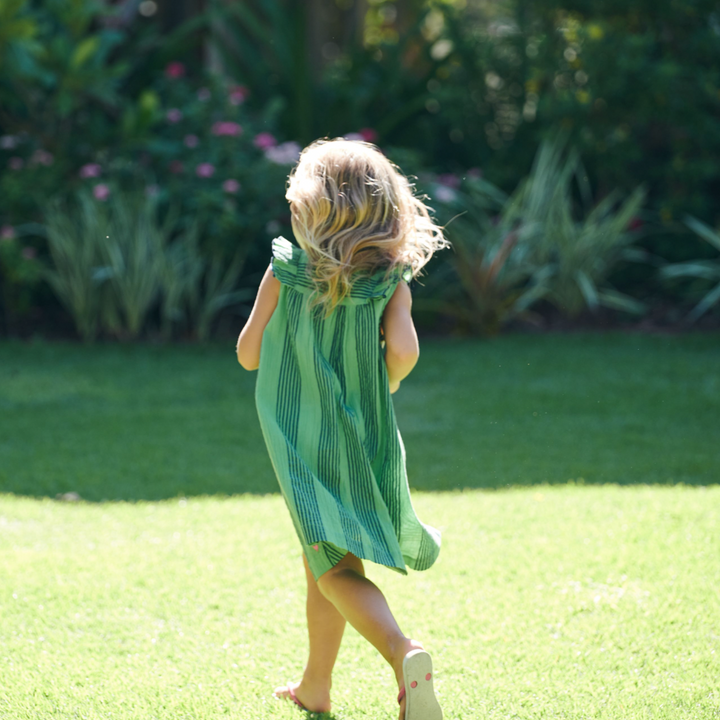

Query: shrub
<box><xmin>423</xmin><ymin>138</ymin><xmax>648</xmax><ymax>333</ymax></box>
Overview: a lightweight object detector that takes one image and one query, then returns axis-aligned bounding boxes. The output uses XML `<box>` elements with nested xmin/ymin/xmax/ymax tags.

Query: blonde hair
<box><xmin>285</xmin><ymin>138</ymin><xmax>448</xmax><ymax>310</ymax></box>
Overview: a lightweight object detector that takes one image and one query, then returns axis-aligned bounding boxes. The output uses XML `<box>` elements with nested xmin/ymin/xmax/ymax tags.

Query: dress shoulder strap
<box><xmin>270</xmin><ymin>236</ymin><xmax>412</xmax><ymax>303</ymax></box>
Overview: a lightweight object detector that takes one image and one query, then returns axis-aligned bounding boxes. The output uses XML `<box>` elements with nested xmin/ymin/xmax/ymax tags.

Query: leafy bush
<box><xmin>660</xmin><ymin>218</ymin><xmax>720</xmax><ymax>322</ymax></box>
<box><xmin>43</xmin><ymin>189</ymin><xmax>254</xmax><ymax>341</ymax></box>
<box><xmin>422</xmin><ymin>138</ymin><xmax>647</xmax><ymax>334</ymax></box>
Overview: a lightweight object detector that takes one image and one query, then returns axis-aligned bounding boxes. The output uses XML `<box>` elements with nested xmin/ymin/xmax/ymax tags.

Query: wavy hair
<box><xmin>285</xmin><ymin>138</ymin><xmax>448</xmax><ymax>311</ymax></box>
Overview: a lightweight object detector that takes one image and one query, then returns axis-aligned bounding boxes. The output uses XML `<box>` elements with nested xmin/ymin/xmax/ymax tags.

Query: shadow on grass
<box><xmin>1</xmin><ymin>334</ymin><xmax>718</xmax><ymax>502</ymax></box>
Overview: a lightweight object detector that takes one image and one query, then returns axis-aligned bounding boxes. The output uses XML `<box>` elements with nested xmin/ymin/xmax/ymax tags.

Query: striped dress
<box><xmin>255</xmin><ymin>237</ymin><xmax>441</xmax><ymax>579</ymax></box>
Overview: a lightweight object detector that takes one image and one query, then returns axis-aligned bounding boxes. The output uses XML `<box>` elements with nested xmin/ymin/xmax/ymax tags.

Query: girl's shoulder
<box><xmin>270</xmin><ymin>236</ymin><xmax>411</xmax><ymax>303</ymax></box>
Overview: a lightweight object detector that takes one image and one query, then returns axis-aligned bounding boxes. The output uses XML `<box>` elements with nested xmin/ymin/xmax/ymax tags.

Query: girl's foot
<box><xmin>273</xmin><ymin>679</ymin><xmax>332</xmax><ymax>714</ymax></box>
<box><xmin>394</xmin><ymin>639</ymin><xmax>425</xmax><ymax>720</ymax></box>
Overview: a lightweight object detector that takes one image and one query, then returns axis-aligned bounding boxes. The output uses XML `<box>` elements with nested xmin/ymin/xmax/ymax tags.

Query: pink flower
<box><xmin>22</xmin><ymin>246</ymin><xmax>37</xmax><ymax>260</ymax></box>
<box><xmin>80</xmin><ymin>163</ymin><xmax>102</xmax><ymax>179</ymax></box>
<box><xmin>145</xmin><ymin>185</ymin><xmax>160</xmax><ymax>197</ymax></box>
<box><xmin>93</xmin><ymin>183</ymin><xmax>110</xmax><ymax>201</ymax></box>
<box><xmin>228</xmin><ymin>85</ymin><xmax>248</xmax><ymax>105</ymax></box>
<box><xmin>437</xmin><ymin>173</ymin><xmax>461</xmax><ymax>189</ymax></box>
<box><xmin>8</xmin><ymin>157</ymin><xmax>24</xmax><ymax>170</ymax></box>
<box><xmin>467</xmin><ymin>167</ymin><xmax>482</xmax><ymax>180</ymax></box>
<box><xmin>222</xmin><ymin>178</ymin><xmax>241</xmax><ymax>194</ymax></box>
<box><xmin>1</xmin><ymin>225</ymin><xmax>15</xmax><ymax>240</ymax></box>
<box><xmin>434</xmin><ymin>185</ymin><xmax>457</xmax><ymax>204</ymax></box>
<box><xmin>170</xmin><ymin>161</ymin><xmax>184</xmax><ymax>174</ymax></box>
<box><xmin>359</xmin><ymin>128</ymin><xmax>378</xmax><ymax>143</ymax></box>
<box><xmin>166</xmin><ymin>108</ymin><xmax>183</xmax><ymax>123</ymax></box>
<box><xmin>627</xmin><ymin>216</ymin><xmax>644</xmax><ymax>231</ymax></box>
<box><xmin>0</xmin><ymin>135</ymin><xmax>18</xmax><ymax>149</ymax></box>
<box><xmin>211</xmin><ymin>121</ymin><xmax>243</xmax><ymax>137</ymax></box>
<box><xmin>195</xmin><ymin>163</ymin><xmax>215</xmax><ymax>178</ymax></box>
<box><xmin>30</xmin><ymin>149</ymin><xmax>54</xmax><ymax>166</ymax></box>
<box><xmin>197</xmin><ymin>87</ymin><xmax>211</xmax><ymax>102</ymax></box>
<box><xmin>264</xmin><ymin>141</ymin><xmax>301</xmax><ymax>165</ymax></box>
<box><xmin>165</xmin><ymin>62</ymin><xmax>185</xmax><ymax>79</ymax></box>
<box><xmin>184</xmin><ymin>134</ymin><xmax>199</xmax><ymax>148</ymax></box>
<box><xmin>253</xmin><ymin>132</ymin><xmax>277</xmax><ymax>150</ymax></box>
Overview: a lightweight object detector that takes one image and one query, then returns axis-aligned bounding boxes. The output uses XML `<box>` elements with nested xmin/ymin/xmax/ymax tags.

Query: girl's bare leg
<box><xmin>274</xmin><ymin>555</ymin><xmax>346</xmax><ymax>713</ymax></box>
<box><xmin>316</xmin><ymin>553</ymin><xmax>423</xmax><ymax>720</ymax></box>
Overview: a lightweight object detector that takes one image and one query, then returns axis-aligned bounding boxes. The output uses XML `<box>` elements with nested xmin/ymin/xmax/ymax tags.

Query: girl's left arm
<box><xmin>236</xmin><ymin>265</ymin><xmax>280</xmax><ymax>371</ymax></box>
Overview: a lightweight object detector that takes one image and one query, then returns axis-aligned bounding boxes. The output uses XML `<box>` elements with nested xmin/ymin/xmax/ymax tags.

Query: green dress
<box><xmin>255</xmin><ymin>237</ymin><xmax>441</xmax><ymax>579</ymax></box>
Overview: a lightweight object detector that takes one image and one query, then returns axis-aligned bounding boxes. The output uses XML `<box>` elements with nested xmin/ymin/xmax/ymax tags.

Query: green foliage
<box><xmin>0</xmin><ymin>0</ymin><xmax>718</xmax><ymax>336</ymax></box>
<box><xmin>660</xmin><ymin>217</ymin><xmax>720</xmax><ymax>322</ymax></box>
<box><xmin>435</xmin><ymin>0</ymin><xmax>720</xmax><ymax>226</ymax></box>
<box><xmin>416</xmin><ymin>177</ymin><xmax>548</xmax><ymax>335</ymax></box>
<box><xmin>42</xmin><ymin>190</ymin><xmax>252</xmax><ymax>341</ymax></box>
<box><xmin>423</xmin><ymin>138</ymin><xmax>647</xmax><ymax>333</ymax></box>
<box><xmin>207</xmin><ymin>0</ymin><xmax>315</xmax><ymax>142</ymax></box>
<box><xmin>523</xmin><ymin>139</ymin><xmax>647</xmax><ymax>317</ymax></box>
<box><xmin>43</xmin><ymin>194</ymin><xmax>110</xmax><ymax>341</ymax></box>
<box><xmin>0</xmin><ymin>224</ymin><xmax>44</xmax><ymax>333</ymax></box>
<box><xmin>0</xmin><ymin>0</ymin><xmax>136</xmax><ymax>155</ymax></box>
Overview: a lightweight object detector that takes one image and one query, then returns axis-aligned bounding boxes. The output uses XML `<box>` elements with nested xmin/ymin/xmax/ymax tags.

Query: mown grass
<box><xmin>1</xmin><ymin>333</ymin><xmax>718</xmax><ymax>500</ymax></box>
<box><xmin>0</xmin><ymin>334</ymin><xmax>719</xmax><ymax>718</ymax></box>
<box><xmin>1</xmin><ymin>487</ymin><xmax>719</xmax><ymax>719</ymax></box>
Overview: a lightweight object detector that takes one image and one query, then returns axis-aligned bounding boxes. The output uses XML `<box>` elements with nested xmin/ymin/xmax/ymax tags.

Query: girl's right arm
<box><xmin>236</xmin><ymin>265</ymin><xmax>280</xmax><ymax>371</ymax></box>
<box><xmin>382</xmin><ymin>282</ymin><xmax>419</xmax><ymax>393</ymax></box>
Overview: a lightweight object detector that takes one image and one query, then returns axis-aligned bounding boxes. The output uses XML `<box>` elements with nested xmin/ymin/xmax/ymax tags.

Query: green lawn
<box><xmin>0</xmin><ymin>333</ymin><xmax>718</xmax><ymax>500</ymax></box>
<box><xmin>1</xmin><ymin>334</ymin><xmax>719</xmax><ymax>718</ymax></box>
<box><xmin>1</xmin><ymin>487</ymin><xmax>719</xmax><ymax>719</ymax></box>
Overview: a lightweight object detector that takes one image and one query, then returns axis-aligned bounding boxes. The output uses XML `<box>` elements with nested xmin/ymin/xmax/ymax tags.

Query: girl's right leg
<box><xmin>274</xmin><ymin>554</ymin><xmax>346</xmax><ymax>713</ymax></box>
<box><xmin>316</xmin><ymin>553</ymin><xmax>424</xmax><ymax>720</ymax></box>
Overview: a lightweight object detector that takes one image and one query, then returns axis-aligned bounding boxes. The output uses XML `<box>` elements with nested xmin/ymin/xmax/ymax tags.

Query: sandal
<box><xmin>273</xmin><ymin>684</ymin><xmax>308</xmax><ymax>711</ymax></box>
<box><xmin>397</xmin><ymin>649</ymin><xmax>442</xmax><ymax>720</ymax></box>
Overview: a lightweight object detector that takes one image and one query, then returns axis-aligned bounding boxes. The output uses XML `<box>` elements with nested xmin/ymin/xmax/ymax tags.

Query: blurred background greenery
<box><xmin>1</xmin><ymin>0</ymin><xmax>719</xmax><ymax>340</ymax></box>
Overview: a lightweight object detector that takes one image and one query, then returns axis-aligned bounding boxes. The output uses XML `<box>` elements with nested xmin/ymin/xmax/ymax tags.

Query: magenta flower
<box><xmin>195</xmin><ymin>163</ymin><xmax>215</xmax><ymax>178</ymax></box>
<box><xmin>184</xmin><ymin>134</ymin><xmax>199</xmax><ymax>148</ymax></box>
<box><xmin>627</xmin><ymin>216</ymin><xmax>644</xmax><ymax>231</ymax></box>
<box><xmin>253</xmin><ymin>132</ymin><xmax>277</xmax><ymax>150</ymax></box>
<box><xmin>467</xmin><ymin>167</ymin><xmax>482</xmax><ymax>180</ymax></box>
<box><xmin>1</xmin><ymin>225</ymin><xmax>15</xmax><ymax>240</ymax></box>
<box><xmin>166</xmin><ymin>108</ymin><xmax>183</xmax><ymax>123</ymax></box>
<box><xmin>165</xmin><ymin>62</ymin><xmax>185</xmax><ymax>79</ymax></box>
<box><xmin>169</xmin><ymin>161</ymin><xmax>184</xmax><ymax>174</ymax></box>
<box><xmin>197</xmin><ymin>87</ymin><xmax>211</xmax><ymax>102</ymax></box>
<box><xmin>228</xmin><ymin>85</ymin><xmax>248</xmax><ymax>105</ymax></box>
<box><xmin>22</xmin><ymin>246</ymin><xmax>37</xmax><ymax>260</ymax></box>
<box><xmin>211</xmin><ymin>121</ymin><xmax>243</xmax><ymax>137</ymax></box>
<box><xmin>222</xmin><ymin>179</ymin><xmax>241</xmax><ymax>194</ymax></box>
<box><xmin>8</xmin><ymin>157</ymin><xmax>24</xmax><ymax>170</ymax></box>
<box><xmin>359</xmin><ymin>128</ymin><xmax>378</xmax><ymax>143</ymax></box>
<box><xmin>80</xmin><ymin>163</ymin><xmax>102</xmax><ymax>179</ymax></box>
<box><xmin>93</xmin><ymin>184</ymin><xmax>110</xmax><ymax>201</ymax></box>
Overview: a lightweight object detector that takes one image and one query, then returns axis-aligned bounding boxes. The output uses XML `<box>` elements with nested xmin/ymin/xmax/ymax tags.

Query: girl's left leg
<box><xmin>274</xmin><ymin>554</ymin><xmax>346</xmax><ymax>713</ymax></box>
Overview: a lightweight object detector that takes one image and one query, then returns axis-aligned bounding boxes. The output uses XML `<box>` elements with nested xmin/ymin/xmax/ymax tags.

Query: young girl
<box><xmin>237</xmin><ymin>138</ymin><xmax>447</xmax><ymax>720</ymax></box>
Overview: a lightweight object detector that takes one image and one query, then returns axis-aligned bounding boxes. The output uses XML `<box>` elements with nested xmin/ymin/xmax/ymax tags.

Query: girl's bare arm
<box><xmin>382</xmin><ymin>282</ymin><xmax>419</xmax><ymax>393</ymax></box>
<box><xmin>236</xmin><ymin>265</ymin><xmax>280</xmax><ymax>370</ymax></box>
